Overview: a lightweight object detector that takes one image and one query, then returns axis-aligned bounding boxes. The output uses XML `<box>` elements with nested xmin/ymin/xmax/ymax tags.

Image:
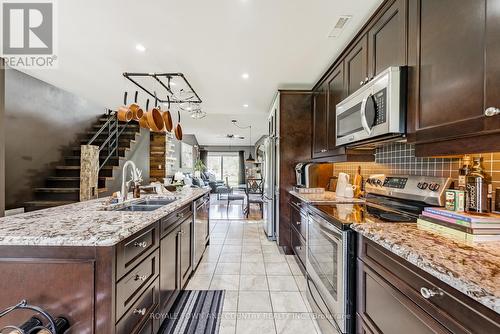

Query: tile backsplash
<box><xmin>329</xmin><ymin>142</ymin><xmax>500</xmax><ymax>209</ymax></box>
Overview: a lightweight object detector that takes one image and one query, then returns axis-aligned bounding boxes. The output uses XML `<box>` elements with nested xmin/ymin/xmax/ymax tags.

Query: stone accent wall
<box><xmin>80</xmin><ymin>145</ymin><xmax>99</xmax><ymax>201</ymax></box>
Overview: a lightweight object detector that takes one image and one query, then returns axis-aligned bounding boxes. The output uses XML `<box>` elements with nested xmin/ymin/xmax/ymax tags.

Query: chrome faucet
<box><xmin>121</xmin><ymin>160</ymin><xmax>138</xmax><ymax>202</ymax></box>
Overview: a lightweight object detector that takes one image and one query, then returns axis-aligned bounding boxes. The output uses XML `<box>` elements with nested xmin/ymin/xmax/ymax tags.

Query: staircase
<box><xmin>24</xmin><ymin>113</ymin><xmax>142</xmax><ymax>212</ymax></box>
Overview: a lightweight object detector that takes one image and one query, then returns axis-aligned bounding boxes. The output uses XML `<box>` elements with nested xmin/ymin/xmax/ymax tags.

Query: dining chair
<box><xmin>245</xmin><ymin>178</ymin><xmax>264</xmax><ymax>218</ymax></box>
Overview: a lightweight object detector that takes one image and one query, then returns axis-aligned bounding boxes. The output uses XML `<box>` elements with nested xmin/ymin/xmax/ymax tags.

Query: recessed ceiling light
<box><xmin>241</xmin><ymin>73</ymin><xmax>249</xmax><ymax>80</ymax></box>
<box><xmin>170</xmin><ymin>81</ymin><xmax>177</xmax><ymax>86</ymax></box>
<box><xmin>135</xmin><ymin>44</ymin><xmax>146</xmax><ymax>52</ymax></box>
<box><xmin>243</xmin><ymin>104</ymin><xmax>249</xmax><ymax>108</ymax></box>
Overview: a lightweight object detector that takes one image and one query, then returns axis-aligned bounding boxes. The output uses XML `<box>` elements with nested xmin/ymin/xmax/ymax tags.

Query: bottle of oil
<box><xmin>458</xmin><ymin>155</ymin><xmax>471</xmax><ymax>190</ymax></box>
<box><xmin>466</xmin><ymin>157</ymin><xmax>491</xmax><ymax>213</ymax></box>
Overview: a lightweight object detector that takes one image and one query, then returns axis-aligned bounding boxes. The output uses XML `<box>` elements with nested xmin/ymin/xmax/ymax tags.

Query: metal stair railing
<box><xmin>87</xmin><ymin>110</ymin><xmax>128</xmax><ymax>170</ymax></box>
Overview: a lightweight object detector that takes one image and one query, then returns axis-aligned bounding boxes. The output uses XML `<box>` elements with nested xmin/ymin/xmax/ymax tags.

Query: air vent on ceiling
<box><xmin>328</xmin><ymin>15</ymin><xmax>352</xmax><ymax>38</ymax></box>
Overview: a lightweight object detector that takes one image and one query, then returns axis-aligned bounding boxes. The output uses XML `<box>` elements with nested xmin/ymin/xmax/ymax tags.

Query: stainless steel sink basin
<box><xmin>114</xmin><ymin>204</ymin><xmax>163</xmax><ymax>212</ymax></box>
<box><xmin>112</xmin><ymin>198</ymin><xmax>177</xmax><ymax>212</ymax></box>
<box><xmin>136</xmin><ymin>198</ymin><xmax>177</xmax><ymax>206</ymax></box>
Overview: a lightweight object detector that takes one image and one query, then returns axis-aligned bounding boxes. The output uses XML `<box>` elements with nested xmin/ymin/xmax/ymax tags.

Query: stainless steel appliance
<box><xmin>263</xmin><ymin>94</ymin><xmax>280</xmax><ymax>240</ymax></box>
<box><xmin>306</xmin><ymin>174</ymin><xmax>451</xmax><ymax>334</ymax></box>
<box><xmin>336</xmin><ymin>66</ymin><xmax>407</xmax><ymax>147</ymax></box>
<box><xmin>295</xmin><ymin>163</ymin><xmax>327</xmax><ymax>188</ymax></box>
<box><xmin>193</xmin><ymin>194</ymin><xmax>210</xmax><ymax>269</ymax></box>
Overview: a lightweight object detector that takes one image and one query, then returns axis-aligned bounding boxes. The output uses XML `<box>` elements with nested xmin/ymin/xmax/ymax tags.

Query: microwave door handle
<box><xmin>360</xmin><ymin>94</ymin><xmax>372</xmax><ymax>135</ymax></box>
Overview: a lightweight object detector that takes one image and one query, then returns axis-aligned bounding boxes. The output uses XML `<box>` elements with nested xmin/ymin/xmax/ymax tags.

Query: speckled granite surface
<box><xmin>0</xmin><ymin>188</ymin><xmax>209</xmax><ymax>247</ymax></box>
<box><xmin>289</xmin><ymin>190</ymin><xmax>364</xmax><ymax>203</ymax></box>
<box><xmin>351</xmin><ymin>222</ymin><xmax>500</xmax><ymax>314</ymax></box>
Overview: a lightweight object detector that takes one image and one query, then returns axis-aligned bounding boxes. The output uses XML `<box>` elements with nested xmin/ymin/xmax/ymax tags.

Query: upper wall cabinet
<box><xmin>368</xmin><ymin>0</ymin><xmax>407</xmax><ymax>78</ymax></box>
<box><xmin>345</xmin><ymin>35</ymin><xmax>369</xmax><ymax>95</ymax></box>
<box><xmin>409</xmin><ymin>0</ymin><xmax>500</xmax><ymax>155</ymax></box>
<box><xmin>312</xmin><ymin>63</ymin><xmax>347</xmax><ymax>158</ymax></box>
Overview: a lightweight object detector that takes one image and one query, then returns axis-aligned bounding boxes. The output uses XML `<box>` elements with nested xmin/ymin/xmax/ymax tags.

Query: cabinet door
<box><xmin>159</xmin><ymin>227</ymin><xmax>179</xmax><ymax>311</ymax></box>
<box><xmin>326</xmin><ymin>62</ymin><xmax>347</xmax><ymax>153</ymax></box>
<box><xmin>345</xmin><ymin>34</ymin><xmax>368</xmax><ymax>95</ymax></box>
<box><xmin>485</xmin><ymin>0</ymin><xmax>500</xmax><ymax>130</ymax></box>
<box><xmin>312</xmin><ymin>83</ymin><xmax>328</xmax><ymax>157</ymax></box>
<box><xmin>357</xmin><ymin>260</ymin><xmax>450</xmax><ymax>334</ymax></box>
<box><xmin>414</xmin><ymin>0</ymin><xmax>486</xmax><ymax>143</ymax></box>
<box><xmin>179</xmin><ymin>217</ymin><xmax>193</xmax><ymax>287</ymax></box>
<box><xmin>368</xmin><ymin>0</ymin><xmax>407</xmax><ymax>77</ymax></box>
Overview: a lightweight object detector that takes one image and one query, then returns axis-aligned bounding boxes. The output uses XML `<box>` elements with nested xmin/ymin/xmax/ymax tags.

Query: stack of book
<box><xmin>417</xmin><ymin>207</ymin><xmax>500</xmax><ymax>242</ymax></box>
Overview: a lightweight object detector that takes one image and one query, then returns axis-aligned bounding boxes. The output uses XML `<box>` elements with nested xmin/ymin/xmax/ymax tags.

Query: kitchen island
<box><xmin>0</xmin><ymin>187</ymin><xmax>210</xmax><ymax>334</ymax></box>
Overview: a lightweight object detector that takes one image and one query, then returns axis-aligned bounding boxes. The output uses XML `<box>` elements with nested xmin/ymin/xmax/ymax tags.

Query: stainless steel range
<box><xmin>306</xmin><ymin>174</ymin><xmax>452</xmax><ymax>334</ymax></box>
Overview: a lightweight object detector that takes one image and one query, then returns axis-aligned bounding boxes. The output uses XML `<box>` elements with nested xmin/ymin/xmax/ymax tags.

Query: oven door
<box><xmin>306</xmin><ymin>213</ymin><xmax>348</xmax><ymax>333</ymax></box>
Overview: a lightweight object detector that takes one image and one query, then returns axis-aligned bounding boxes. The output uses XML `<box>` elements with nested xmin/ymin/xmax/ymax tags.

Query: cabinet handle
<box><xmin>135</xmin><ymin>274</ymin><xmax>147</xmax><ymax>281</ymax></box>
<box><xmin>320</xmin><ymin>149</ymin><xmax>327</xmax><ymax>153</ymax></box>
<box><xmin>420</xmin><ymin>287</ymin><xmax>443</xmax><ymax>299</ymax></box>
<box><xmin>485</xmin><ymin>107</ymin><xmax>500</xmax><ymax>116</ymax></box>
<box><xmin>134</xmin><ymin>241</ymin><xmax>147</xmax><ymax>248</ymax></box>
<box><xmin>296</xmin><ymin>221</ymin><xmax>301</xmax><ymax>225</ymax></box>
<box><xmin>133</xmin><ymin>308</ymin><xmax>147</xmax><ymax>316</ymax></box>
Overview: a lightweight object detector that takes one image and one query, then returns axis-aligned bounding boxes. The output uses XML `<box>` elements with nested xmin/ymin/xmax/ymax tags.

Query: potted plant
<box><xmin>194</xmin><ymin>159</ymin><xmax>206</xmax><ymax>178</ymax></box>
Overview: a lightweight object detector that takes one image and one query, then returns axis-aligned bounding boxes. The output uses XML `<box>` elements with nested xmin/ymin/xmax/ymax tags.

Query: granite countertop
<box><xmin>0</xmin><ymin>188</ymin><xmax>209</xmax><ymax>247</ymax></box>
<box><xmin>289</xmin><ymin>190</ymin><xmax>364</xmax><ymax>204</ymax></box>
<box><xmin>351</xmin><ymin>222</ymin><xmax>500</xmax><ymax>314</ymax></box>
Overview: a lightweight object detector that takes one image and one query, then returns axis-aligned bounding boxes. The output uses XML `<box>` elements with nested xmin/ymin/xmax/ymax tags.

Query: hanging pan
<box><xmin>175</xmin><ymin>110</ymin><xmax>183</xmax><ymax>140</ymax></box>
<box><xmin>117</xmin><ymin>92</ymin><xmax>133</xmax><ymax>122</ymax></box>
<box><xmin>162</xmin><ymin>96</ymin><xmax>173</xmax><ymax>132</ymax></box>
<box><xmin>129</xmin><ymin>91</ymin><xmax>144</xmax><ymax>121</ymax></box>
<box><xmin>139</xmin><ymin>99</ymin><xmax>151</xmax><ymax>129</ymax></box>
<box><xmin>146</xmin><ymin>92</ymin><xmax>164</xmax><ymax>132</ymax></box>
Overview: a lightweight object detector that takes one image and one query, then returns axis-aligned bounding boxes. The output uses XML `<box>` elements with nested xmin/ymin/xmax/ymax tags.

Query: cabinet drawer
<box><xmin>116</xmin><ymin>249</ymin><xmax>160</xmax><ymax>320</ymax></box>
<box><xmin>136</xmin><ymin>306</ymin><xmax>160</xmax><ymax>334</ymax></box>
<box><xmin>358</xmin><ymin>236</ymin><xmax>500</xmax><ymax>333</ymax></box>
<box><xmin>357</xmin><ymin>260</ymin><xmax>450</xmax><ymax>334</ymax></box>
<box><xmin>161</xmin><ymin>204</ymin><xmax>192</xmax><ymax>238</ymax></box>
<box><xmin>117</xmin><ymin>222</ymin><xmax>160</xmax><ymax>279</ymax></box>
<box><xmin>116</xmin><ymin>278</ymin><xmax>160</xmax><ymax>334</ymax></box>
<box><xmin>290</xmin><ymin>226</ymin><xmax>306</xmax><ymax>272</ymax></box>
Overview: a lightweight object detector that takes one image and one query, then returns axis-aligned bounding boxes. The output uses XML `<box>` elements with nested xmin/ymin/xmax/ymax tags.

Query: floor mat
<box><xmin>159</xmin><ymin>290</ymin><xmax>225</xmax><ymax>334</ymax></box>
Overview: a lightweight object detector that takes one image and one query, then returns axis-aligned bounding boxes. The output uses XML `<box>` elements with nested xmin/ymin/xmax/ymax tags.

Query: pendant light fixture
<box><xmin>245</xmin><ymin>125</ymin><xmax>255</xmax><ymax>163</ymax></box>
<box><xmin>231</xmin><ymin>120</ymin><xmax>255</xmax><ymax>163</ymax></box>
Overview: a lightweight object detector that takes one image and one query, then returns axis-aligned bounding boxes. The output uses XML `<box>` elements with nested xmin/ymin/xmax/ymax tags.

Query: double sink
<box><xmin>113</xmin><ymin>198</ymin><xmax>177</xmax><ymax>212</ymax></box>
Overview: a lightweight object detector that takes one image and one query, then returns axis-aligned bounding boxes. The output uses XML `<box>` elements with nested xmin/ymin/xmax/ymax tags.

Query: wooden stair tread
<box><xmin>35</xmin><ymin>187</ymin><xmax>108</xmax><ymax>192</ymax></box>
<box><xmin>56</xmin><ymin>165</ymin><xmax>114</xmax><ymax>170</ymax></box>
<box><xmin>47</xmin><ymin>176</ymin><xmax>112</xmax><ymax>180</ymax></box>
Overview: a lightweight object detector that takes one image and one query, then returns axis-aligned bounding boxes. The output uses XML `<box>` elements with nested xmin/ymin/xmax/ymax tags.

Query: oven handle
<box><xmin>307</xmin><ymin>277</ymin><xmax>344</xmax><ymax>334</ymax></box>
<box><xmin>360</xmin><ymin>94</ymin><xmax>372</xmax><ymax>136</ymax></box>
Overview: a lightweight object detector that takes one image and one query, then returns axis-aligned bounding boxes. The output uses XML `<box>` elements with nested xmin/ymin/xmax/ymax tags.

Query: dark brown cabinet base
<box><xmin>357</xmin><ymin>235</ymin><xmax>500</xmax><ymax>334</ymax></box>
<box><xmin>0</xmin><ymin>197</ymin><xmax>205</xmax><ymax>334</ymax></box>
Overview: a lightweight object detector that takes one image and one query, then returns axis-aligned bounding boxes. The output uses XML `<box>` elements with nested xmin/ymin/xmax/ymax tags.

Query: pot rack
<box><xmin>122</xmin><ymin>72</ymin><xmax>202</xmax><ymax>105</ymax></box>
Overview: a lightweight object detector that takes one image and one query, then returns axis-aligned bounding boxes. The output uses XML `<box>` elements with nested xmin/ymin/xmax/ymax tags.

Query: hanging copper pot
<box><xmin>129</xmin><ymin>91</ymin><xmax>144</xmax><ymax>121</ymax></box>
<box><xmin>137</xmin><ymin>99</ymin><xmax>149</xmax><ymax>129</ymax></box>
<box><xmin>117</xmin><ymin>106</ymin><xmax>133</xmax><ymax>122</ymax></box>
<box><xmin>162</xmin><ymin>96</ymin><xmax>173</xmax><ymax>132</ymax></box>
<box><xmin>175</xmin><ymin>123</ymin><xmax>183</xmax><ymax>140</ymax></box>
<box><xmin>117</xmin><ymin>92</ymin><xmax>133</xmax><ymax>122</ymax></box>
<box><xmin>174</xmin><ymin>110</ymin><xmax>183</xmax><ymax>140</ymax></box>
<box><xmin>146</xmin><ymin>94</ymin><xmax>164</xmax><ymax>132</ymax></box>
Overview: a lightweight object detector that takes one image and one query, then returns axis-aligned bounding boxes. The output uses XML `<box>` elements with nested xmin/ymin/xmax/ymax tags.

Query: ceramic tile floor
<box><xmin>186</xmin><ymin>220</ymin><xmax>321</xmax><ymax>334</ymax></box>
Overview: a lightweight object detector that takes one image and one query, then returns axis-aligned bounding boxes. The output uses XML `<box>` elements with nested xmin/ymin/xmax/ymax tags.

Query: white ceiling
<box><xmin>22</xmin><ymin>0</ymin><xmax>383</xmax><ymax>145</ymax></box>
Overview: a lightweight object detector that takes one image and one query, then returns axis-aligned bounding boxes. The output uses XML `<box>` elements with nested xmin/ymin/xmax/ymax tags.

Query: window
<box><xmin>181</xmin><ymin>143</ymin><xmax>193</xmax><ymax>169</ymax></box>
<box><xmin>207</xmin><ymin>152</ymin><xmax>240</xmax><ymax>186</ymax></box>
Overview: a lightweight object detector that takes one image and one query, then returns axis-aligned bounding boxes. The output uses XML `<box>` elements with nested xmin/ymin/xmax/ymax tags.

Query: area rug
<box><xmin>159</xmin><ymin>290</ymin><xmax>225</xmax><ymax>334</ymax></box>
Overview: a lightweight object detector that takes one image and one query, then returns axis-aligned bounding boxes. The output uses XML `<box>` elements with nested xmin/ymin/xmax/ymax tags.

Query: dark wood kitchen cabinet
<box><xmin>159</xmin><ymin>204</ymin><xmax>193</xmax><ymax>312</ymax></box>
<box><xmin>345</xmin><ymin>35</ymin><xmax>369</xmax><ymax>95</ymax></box>
<box><xmin>408</xmin><ymin>0</ymin><xmax>500</xmax><ymax>155</ymax></box>
<box><xmin>179</xmin><ymin>217</ymin><xmax>192</xmax><ymax>287</ymax></box>
<box><xmin>312</xmin><ymin>62</ymin><xmax>374</xmax><ymax>161</ymax></box>
<box><xmin>357</xmin><ymin>235</ymin><xmax>500</xmax><ymax>334</ymax></box>
<box><xmin>367</xmin><ymin>0</ymin><xmax>407</xmax><ymax>78</ymax></box>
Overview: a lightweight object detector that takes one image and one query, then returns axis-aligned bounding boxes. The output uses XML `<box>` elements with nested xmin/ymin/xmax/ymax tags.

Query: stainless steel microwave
<box><xmin>335</xmin><ymin>66</ymin><xmax>406</xmax><ymax>147</ymax></box>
